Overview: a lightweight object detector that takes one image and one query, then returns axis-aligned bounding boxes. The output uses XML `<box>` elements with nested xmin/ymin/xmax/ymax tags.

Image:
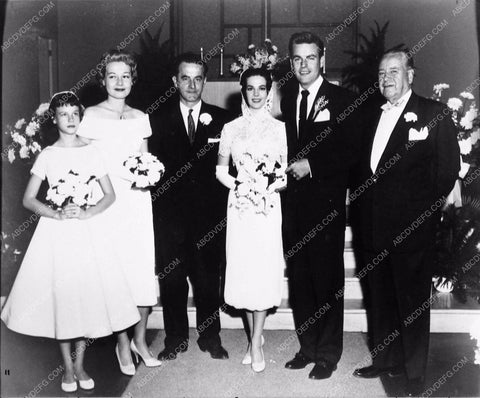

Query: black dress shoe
<box><xmin>405</xmin><ymin>377</ymin><xmax>425</xmax><ymax>397</ymax></box>
<box><xmin>285</xmin><ymin>352</ymin><xmax>314</xmax><ymax>369</ymax></box>
<box><xmin>353</xmin><ymin>365</ymin><xmax>404</xmax><ymax>378</ymax></box>
<box><xmin>198</xmin><ymin>343</ymin><xmax>229</xmax><ymax>359</ymax></box>
<box><xmin>157</xmin><ymin>344</ymin><xmax>187</xmax><ymax>361</ymax></box>
<box><xmin>308</xmin><ymin>361</ymin><xmax>337</xmax><ymax>380</ymax></box>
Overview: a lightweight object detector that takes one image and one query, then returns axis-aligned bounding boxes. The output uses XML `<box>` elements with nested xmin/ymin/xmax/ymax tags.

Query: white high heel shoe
<box><xmin>130</xmin><ymin>340</ymin><xmax>162</xmax><ymax>367</ymax></box>
<box><xmin>115</xmin><ymin>343</ymin><xmax>136</xmax><ymax>376</ymax></box>
<box><xmin>251</xmin><ymin>346</ymin><xmax>266</xmax><ymax>373</ymax></box>
<box><xmin>74</xmin><ymin>375</ymin><xmax>95</xmax><ymax>390</ymax></box>
<box><xmin>241</xmin><ymin>335</ymin><xmax>265</xmax><ymax>365</ymax></box>
<box><xmin>61</xmin><ymin>376</ymin><xmax>77</xmax><ymax>393</ymax></box>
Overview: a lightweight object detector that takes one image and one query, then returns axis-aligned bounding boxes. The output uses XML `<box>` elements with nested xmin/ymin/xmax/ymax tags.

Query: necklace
<box><xmin>103</xmin><ymin>104</ymin><xmax>127</xmax><ymax>119</ymax></box>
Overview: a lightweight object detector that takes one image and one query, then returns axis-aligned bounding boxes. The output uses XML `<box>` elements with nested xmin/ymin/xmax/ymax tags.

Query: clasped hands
<box><xmin>286</xmin><ymin>159</ymin><xmax>311</xmax><ymax>180</ymax></box>
<box><xmin>56</xmin><ymin>203</ymin><xmax>88</xmax><ymax>220</ymax></box>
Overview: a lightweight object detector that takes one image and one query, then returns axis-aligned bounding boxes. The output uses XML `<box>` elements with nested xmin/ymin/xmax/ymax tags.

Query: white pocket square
<box><xmin>408</xmin><ymin>127</ymin><xmax>429</xmax><ymax>141</ymax></box>
<box><xmin>208</xmin><ymin>138</ymin><xmax>220</xmax><ymax>143</ymax></box>
<box><xmin>313</xmin><ymin>109</ymin><xmax>330</xmax><ymax>122</ymax></box>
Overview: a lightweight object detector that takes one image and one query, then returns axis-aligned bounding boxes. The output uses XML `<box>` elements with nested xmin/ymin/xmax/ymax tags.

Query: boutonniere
<box><xmin>312</xmin><ymin>96</ymin><xmax>329</xmax><ymax>119</ymax></box>
<box><xmin>199</xmin><ymin>113</ymin><xmax>212</xmax><ymax>126</ymax></box>
<box><xmin>408</xmin><ymin>126</ymin><xmax>429</xmax><ymax>141</ymax></box>
<box><xmin>404</xmin><ymin>112</ymin><xmax>418</xmax><ymax>123</ymax></box>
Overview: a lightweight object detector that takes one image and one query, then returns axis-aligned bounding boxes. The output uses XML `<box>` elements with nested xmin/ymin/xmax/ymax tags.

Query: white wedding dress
<box><xmin>218</xmin><ymin>99</ymin><xmax>287</xmax><ymax>311</ymax></box>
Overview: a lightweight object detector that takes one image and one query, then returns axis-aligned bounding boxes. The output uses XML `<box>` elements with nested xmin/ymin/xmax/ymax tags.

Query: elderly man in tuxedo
<box><xmin>281</xmin><ymin>31</ymin><xmax>361</xmax><ymax>380</ymax></box>
<box><xmin>353</xmin><ymin>50</ymin><xmax>460</xmax><ymax>396</ymax></box>
<box><xmin>149</xmin><ymin>53</ymin><xmax>232</xmax><ymax>361</ymax></box>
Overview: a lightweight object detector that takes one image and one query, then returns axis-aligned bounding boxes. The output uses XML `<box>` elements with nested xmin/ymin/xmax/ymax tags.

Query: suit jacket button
<box><xmin>372</xmin><ymin>175</ymin><xmax>378</xmax><ymax>183</ymax></box>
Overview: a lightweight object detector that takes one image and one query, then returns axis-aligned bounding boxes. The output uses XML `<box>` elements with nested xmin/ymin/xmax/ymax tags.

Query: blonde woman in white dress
<box><xmin>77</xmin><ymin>50</ymin><xmax>161</xmax><ymax>375</ymax></box>
<box><xmin>216</xmin><ymin>67</ymin><xmax>287</xmax><ymax>372</ymax></box>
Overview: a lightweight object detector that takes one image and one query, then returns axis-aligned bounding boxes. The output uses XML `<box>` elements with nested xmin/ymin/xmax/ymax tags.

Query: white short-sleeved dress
<box><xmin>218</xmin><ymin>114</ymin><xmax>287</xmax><ymax>311</ymax></box>
<box><xmin>77</xmin><ymin>114</ymin><xmax>157</xmax><ymax>306</ymax></box>
<box><xmin>1</xmin><ymin>145</ymin><xmax>140</xmax><ymax>339</ymax></box>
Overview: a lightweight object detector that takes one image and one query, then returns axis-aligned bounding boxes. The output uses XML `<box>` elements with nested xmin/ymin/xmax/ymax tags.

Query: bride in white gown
<box><xmin>216</xmin><ymin>67</ymin><xmax>287</xmax><ymax>372</ymax></box>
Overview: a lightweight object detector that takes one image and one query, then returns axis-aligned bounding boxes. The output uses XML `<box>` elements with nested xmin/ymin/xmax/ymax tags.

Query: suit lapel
<box><xmin>307</xmin><ymin>80</ymin><xmax>329</xmax><ymax>121</ymax></box>
<box><xmin>171</xmin><ymin>103</ymin><xmax>190</xmax><ymax>147</ymax></box>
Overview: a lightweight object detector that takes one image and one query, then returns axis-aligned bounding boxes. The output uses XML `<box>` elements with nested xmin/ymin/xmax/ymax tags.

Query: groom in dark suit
<box><xmin>282</xmin><ymin>32</ymin><xmax>361</xmax><ymax>379</ymax></box>
<box><xmin>352</xmin><ymin>50</ymin><xmax>459</xmax><ymax>396</ymax></box>
<box><xmin>149</xmin><ymin>53</ymin><xmax>231</xmax><ymax>360</ymax></box>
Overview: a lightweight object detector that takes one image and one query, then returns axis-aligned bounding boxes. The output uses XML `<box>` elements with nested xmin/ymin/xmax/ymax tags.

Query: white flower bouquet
<box><xmin>432</xmin><ymin>83</ymin><xmax>480</xmax><ymax>174</ymax></box>
<box><xmin>230</xmin><ymin>38</ymin><xmax>287</xmax><ymax>75</ymax></box>
<box><xmin>123</xmin><ymin>152</ymin><xmax>165</xmax><ymax>188</ymax></box>
<box><xmin>232</xmin><ymin>153</ymin><xmax>285</xmax><ymax>215</ymax></box>
<box><xmin>46</xmin><ymin>170</ymin><xmax>97</xmax><ymax>209</ymax></box>
<box><xmin>3</xmin><ymin>103</ymin><xmax>49</xmax><ymax>163</ymax></box>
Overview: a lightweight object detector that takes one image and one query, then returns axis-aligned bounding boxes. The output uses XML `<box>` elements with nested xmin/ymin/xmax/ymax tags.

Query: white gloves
<box><xmin>215</xmin><ymin>165</ymin><xmax>237</xmax><ymax>190</ymax></box>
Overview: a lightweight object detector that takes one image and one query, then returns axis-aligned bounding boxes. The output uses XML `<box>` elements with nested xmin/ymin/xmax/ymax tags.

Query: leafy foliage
<box><xmin>342</xmin><ymin>21</ymin><xmax>405</xmax><ymax>94</ymax></box>
<box><xmin>435</xmin><ymin>197</ymin><xmax>480</xmax><ymax>303</ymax></box>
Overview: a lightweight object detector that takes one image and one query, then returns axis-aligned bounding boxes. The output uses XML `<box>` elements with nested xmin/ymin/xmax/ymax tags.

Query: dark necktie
<box><xmin>299</xmin><ymin>89</ymin><xmax>309</xmax><ymax>141</ymax></box>
<box><xmin>188</xmin><ymin>109</ymin><xmax>195</xmax><ymax>144</ymax></box>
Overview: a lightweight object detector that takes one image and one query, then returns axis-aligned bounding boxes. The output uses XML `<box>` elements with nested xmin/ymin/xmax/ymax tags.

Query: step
<box><xmin>147</xmin><ymin>293</ymin><xmax>480</xmax><ymax>333</ymax></box>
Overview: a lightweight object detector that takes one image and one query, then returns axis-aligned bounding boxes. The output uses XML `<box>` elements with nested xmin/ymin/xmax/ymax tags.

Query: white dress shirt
<box><xmin>296</xmin><ymin>75</ymin><xmax>324</xmax><ymax>131</ymax></box>
<box><xmin>370</xmin><ymin>90</ymin><xmax>412</xmax><ymax>172</ymax></box>
<box><xmin>179</xmin><ymin>101</ymin><xmax>202</xmax><ymax>135</ymax></box>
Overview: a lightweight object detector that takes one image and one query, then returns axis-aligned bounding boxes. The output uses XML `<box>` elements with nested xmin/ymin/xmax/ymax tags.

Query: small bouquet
<box><xmin>233</xmin><ymin>153</ymin><xmax>285</xmax><ymax>215</ymax></box>
<box><xmin>230</xmin><ymin>38</ymin><xmax>288</xmax><ymax>76</ymax></box>
<box><xmin>432</xmin><ymin>83</ymin><xmax>480</xmax><ymax>172</ymax></box>
<box><xmin>123</xmin><ymin>152</ymin><xmax>165</xmax><ymax>188</ymax></box>
<box><xmin>46</xmin><ymin>170</ymin><xmax>97</xmax><ymax>209</ymax></box>
<box><xmin>3</xmin><ymin>102</ymin><xmax>49</xmax><ymax>164</ymax></box>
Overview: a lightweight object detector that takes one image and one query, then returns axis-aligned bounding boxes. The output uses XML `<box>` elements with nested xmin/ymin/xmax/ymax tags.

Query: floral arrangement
<box><xmin>230</xmin><ymin>38</ymin><xmax>287</xmax><ymax>75</ymax></box>
<box><xmin>432</xmin><ymin>84</ymin><xmax>480</xmax><ymax>173</ymax></box>
<box><xmin>232</xmin><ymin>153</ymin><xmax>285</xmax><ymax>215</ymax></box>
<box><xmin>123</xmin><ymin>152</ymin><xmax>165</xmax><ymax>188</ymax></box>
<box><xmin>3</xmin><ymin>103</ymin><xmax>50</xmax><ymax>163</ymax></box>
<box><xmin>46</xmin><ymin>170</ymin><xmax>97</xmax><ymax>209</ymax></box>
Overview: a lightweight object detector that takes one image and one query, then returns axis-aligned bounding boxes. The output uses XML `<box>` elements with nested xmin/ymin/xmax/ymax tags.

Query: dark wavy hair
<box><xmin>97</xmin><ymin>49</ymin><xmax>138</xmax><ymax>84</ymax></box>
<box><xmin>239</xmin><ymin>67</ymin><xmax>273</xmax><ymax>101</ymax></box>
<box><xmin>171</xmin><ymin>52</ymin><xmax>208</xmax><ymax>77</ymax></box>
<box><xmin>288</xmin><ymin>31</ymin><xmax>324</xmax><ymax>58</ymax></box>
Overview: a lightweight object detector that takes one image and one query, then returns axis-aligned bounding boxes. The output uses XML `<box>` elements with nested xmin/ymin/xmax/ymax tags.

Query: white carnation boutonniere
<box><xmin>404</xmin><ymin>112</ymin><xmax>418</xmax><ymax>123</ymax></box>
<box><xmin>312</xmin><ymin>96</ymin><xmax>329</xmax><ymax>119</ymax></box>
<box><xmin>199</xmin><ymin>113</ymin><xmax>212</xmax><ymax>126</ymax></box>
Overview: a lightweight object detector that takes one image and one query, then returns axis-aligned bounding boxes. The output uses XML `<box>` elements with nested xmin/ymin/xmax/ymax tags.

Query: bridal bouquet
<box><xmin>46</xmin><ymin>170</ymin><xmax>97</xmax><ymax>209</ymax></box>
<box><xmin>123</xmin><ymin>152</ymin><xmax>165</xmax><ymax>188</ymax></box>
<box><xmin>3</xmin><ymin>102</ymin><xmax>49</xmax><ymax>164</ymax></box>
<box><xmin>233</xmin><ymin>153</ymin><xmax>285</xmax><ymax>215</ymax></box>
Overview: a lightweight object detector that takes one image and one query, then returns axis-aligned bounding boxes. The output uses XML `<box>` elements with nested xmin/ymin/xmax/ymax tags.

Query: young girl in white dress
<box><xmin>1</xmin><ymin>92</ymin><xmax>140</xmax><ymax>392</ymax></box>
<box><xmin>216</xmin><ymin>68</ymin><xmax>287</xmax><ymax>372</ymax></box>
<box><xmin>77</xmin><ymin>50</ymin><xmax>161</xmax><ymax>374</ymax></box>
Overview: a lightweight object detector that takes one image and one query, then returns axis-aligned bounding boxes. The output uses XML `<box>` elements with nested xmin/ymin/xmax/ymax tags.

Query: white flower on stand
<box><xmin>447</xmin><ymin>97</ymin><xmax>463</xmax><ymax>111</ymax></box>
<box><xmin>19</xmin><ymin>146</ymin><xmax>29</xmax><ymax>159</ymax></box>
<box><xmin>7</xmin><ymin>149</ymin><xmax>15</xmax><ymax>163</ymax></box>
<box><xmin>14</xmin><ymin>118</ymin><xmax>26</xmax><ymax>129</ymax></box>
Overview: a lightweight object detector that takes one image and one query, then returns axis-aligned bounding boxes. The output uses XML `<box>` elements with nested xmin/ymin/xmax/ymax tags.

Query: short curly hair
<box><xmin>97</xmin><ymin>49</ymin><xmax>138</xmax><ymax>84</ymax></box>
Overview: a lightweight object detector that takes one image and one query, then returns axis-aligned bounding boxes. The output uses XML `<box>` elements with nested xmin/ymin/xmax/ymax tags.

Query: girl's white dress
<box><xmin>218</xmin><ymin>111</ymin><xmax>287</xmax><ymax>311</ymax></box>
<box><xmin>1</xmin><ymin>145</ymin><xmax>140</xmax><ymax>339</ymax></box>
<box><xmin>77</xmin><ymin>114</ymin><xmax>157</xmax><ymax>306</ymax></box>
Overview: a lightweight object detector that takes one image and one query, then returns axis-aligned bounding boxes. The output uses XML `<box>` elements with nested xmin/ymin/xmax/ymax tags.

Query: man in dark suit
<box><xmin>352</xmin><ymin>50</ymin><xmax>460</xmax><ymax>396</ymax></box>
<box><xmin>282</xmin><ymin>31</ymin><xmax>361</xmax><ymax>380</ymax></box>
<box><xmin>149</xmin><ymin>53</ymin><xmax>232</xmax><ymax>360</ymax></box>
